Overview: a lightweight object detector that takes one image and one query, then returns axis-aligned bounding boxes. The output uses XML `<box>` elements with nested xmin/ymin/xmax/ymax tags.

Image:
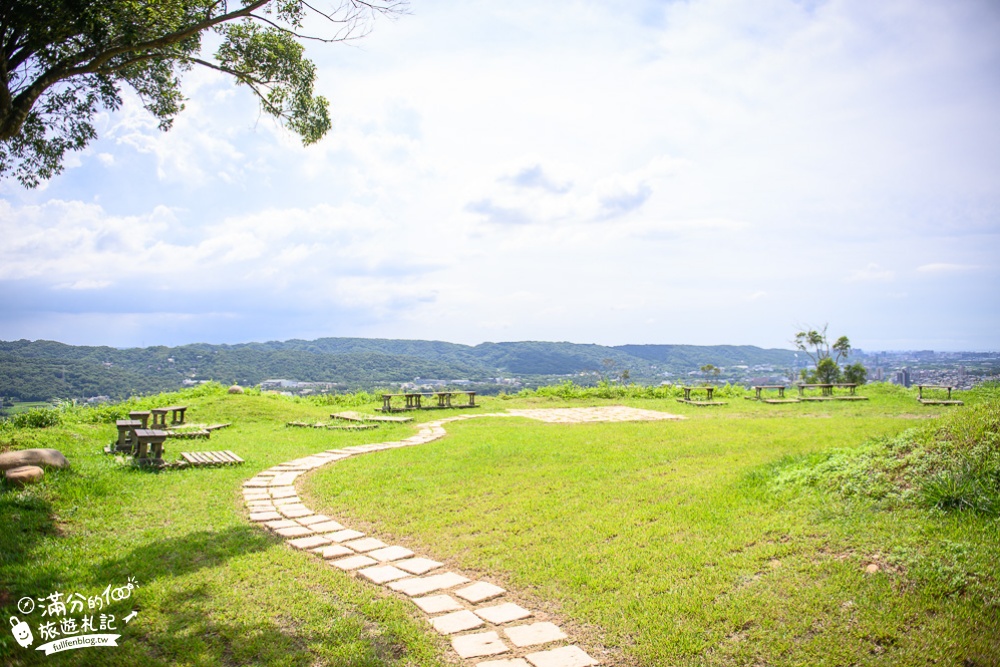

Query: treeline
<box><xmin>0</xmin><ymin>338</ymin><xmax>801</xmax><ymax>402</ymax></box>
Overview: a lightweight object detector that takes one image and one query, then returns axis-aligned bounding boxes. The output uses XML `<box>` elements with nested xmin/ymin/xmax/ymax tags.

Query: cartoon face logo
<box><xmin>9</xmin><ymin>616</ymin><xmax>33</xmax><ymax>648</ymax></box>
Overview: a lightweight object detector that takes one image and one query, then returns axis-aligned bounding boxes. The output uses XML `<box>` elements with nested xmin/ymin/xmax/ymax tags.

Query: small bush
<box><xmin>2</xmin><ymin>407</ymin><xmax>62</xmax><ymax>429</ymax></box>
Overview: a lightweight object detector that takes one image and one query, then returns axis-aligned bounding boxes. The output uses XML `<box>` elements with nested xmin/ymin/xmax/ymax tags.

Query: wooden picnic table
<box><xmin>133</xmin><ymin>428</ymin><xmax>168</xmax><ymax>464</ymax></box>
<box><xmin>151</xmin><ymin>405</ymin><xmax>188</xmax><ymax>427</ymax></box>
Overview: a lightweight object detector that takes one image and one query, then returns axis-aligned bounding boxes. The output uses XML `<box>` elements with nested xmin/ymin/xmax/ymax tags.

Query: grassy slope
<box><xmin>303</xmin><ymin>391</ymin><xmax>1000</xmax><ymax>667</ymax></box>
<box><xmin>0</xmin><ymin>389</ymin><xmax>450</xmax><ymax>666</ymax></box>
<box><xmin>2</xmin><ymin>386</ymin><xmax>998</xmax><ymax>666</ymax></box>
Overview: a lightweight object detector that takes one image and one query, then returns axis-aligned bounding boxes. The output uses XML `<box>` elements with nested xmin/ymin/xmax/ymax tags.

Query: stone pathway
<box><xmin>242</xmin><ymin>407</ymin><xmax>682</xmax><ymax>666</ymax></box>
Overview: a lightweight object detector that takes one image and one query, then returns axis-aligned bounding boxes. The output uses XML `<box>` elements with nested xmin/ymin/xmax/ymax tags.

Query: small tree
<box><xmin>843</xmin><ymin>362</ymin><xmax>868</xmax><ymax>385</ymax></box>
<box><xmin>700</xmin><ymin>364</ymin><xmax>721</xmax><ymax>384</ymax></box>
<box><xmin>794</xmin><ymin>324</ymin><xmax>866</xmax><ymax>384</ymax></box>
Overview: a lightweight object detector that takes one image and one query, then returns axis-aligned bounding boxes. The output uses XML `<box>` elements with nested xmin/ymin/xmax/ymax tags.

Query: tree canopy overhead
<box><xmin>0</xmin><ymin>0</ymin><xmax>404</xmax><ymax>187</ymax></box>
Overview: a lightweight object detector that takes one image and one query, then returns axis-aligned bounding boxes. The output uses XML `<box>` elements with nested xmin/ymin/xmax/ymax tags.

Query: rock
<box><xmin>228</xmin><ymin>385</ymin><xmax>244</xmax><ymax>394</ymax></box>
<box><xmin>0</xmin><ymin>448</ymin><xmax>70</xmax><ymax>471</ymax></box>
<box><xmin>865</xmin><ymin>563</ymin><xmax>880</xmax><ymax>574</ymax></box>
<box><xmin>5</xmin><ymin>465</ymin><xmax>44</xmax><ymax>487</ymax></box>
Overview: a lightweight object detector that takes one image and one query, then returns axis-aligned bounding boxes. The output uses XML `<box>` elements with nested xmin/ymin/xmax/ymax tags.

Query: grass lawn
<box><xmin>2</xmin><ymin>384</ymin><xmax>998</xmax><ymax>666</ymax></box>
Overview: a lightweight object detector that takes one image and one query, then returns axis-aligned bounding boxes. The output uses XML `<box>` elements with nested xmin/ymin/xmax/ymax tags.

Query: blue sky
<box><xmin>1</xmin><ymin>0</ymin><xmax>998</xmax><ymax>351</ymax></box>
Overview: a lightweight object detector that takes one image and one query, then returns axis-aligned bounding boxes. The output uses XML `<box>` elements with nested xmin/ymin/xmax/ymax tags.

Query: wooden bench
<box><xmin>150</xmin><ymin>406</ymin><xmax>188</xmax><ymax>427</ymax></box>
<box><xmin>128</xmin><ymin>410</ymin><xmax>151</xmax><ymax>428</ymax></box>
<box><xmin>133</xmin><ymin>429</ymin><xmax>168</xmax><ymax>465</ymax></box>
<box><xmin>748</xmin><ymin>386</ymin><xmax>800</xmax><ymax>403</ymax></box>
<box><xmin>917</xmin><ymin>385</ymin><xmax>964</xmax><ymax>405</ymax></box>
<box><xmin>434</xmin><ymin>391</ymin><xmax>477</xmax><ymax>408</ymax></box>
<box><xmin>677</xmin><ymin>386</ymin><xmax>727</xmax><ymax>406</ymax></box>
<box><xmin>114</xmin><ymin>419</ymin><xmax>143</xmax><ymax>452</ymax></box>
<box><xmin>796</xmin><ymin>383</ymin><xmax>867</xmax><ymax>401</ymax></box>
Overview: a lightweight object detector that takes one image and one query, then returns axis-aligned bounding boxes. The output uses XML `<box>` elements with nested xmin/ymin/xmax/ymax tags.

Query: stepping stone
<box><xmin>455</xmin><ymin>582</ymin><xmax>505</xmax><ymax>603</ymax></box>
<box><xmin>314</xmin><ymin>544</ymin><xmax>354</xmax><ymax>559</ymax></box>
<box><xmin>265</xmin><ymin>519</ymin><xmax>301</xmax><ymax>530</ymax></box>
<box><xmin>395</xmin><ymin>557</ymin><xmax>443</xmax><ymax>575</ymax></box>
<box><xmin>297</xmin><ymin>514</ymin><xmax>332</xmax><ymax>525</ymax></box>
<box><xmin>388</xmin><ymin>572</ymin><xmax>470</xmax><ymax>597</ymax></box>
<box><xmin>412</xmin><ymin>595</ymin><xmax>463</xmax><ymax>614</ymax></box>
<box><xmin>272</xmin><ymin>496</ymin><xmax>302</xmax><ymax>506</ymax></box>
<box><xmin>246</xmin><ymin>501</ymin><xmax>276</xmax><ymax>510</ymax></box>
<box><xmin>505</xmin><ymin>622</ymin><xmax>567</xmax><ymax>647</ymax></box>
<box><xmin>524</xmin><ymin>645</ymin><xmax>599</xmax><ymax>667</ymax></box>
<box><xmin>325</xmin><ymin>529</ymin><xmax>365</xmax><ymax>542</ymax></box>
<box><xmin>343</xmin><ymin>538</ymin><xmax>387</xmax><ymax>553</ymax></box>
<box><xmin>478</xmin><ymin>660</ymin><xmax>531</xmax><ymax>667</ymax></box>
<box><xmin>243</xmin><ymin>478</ymin><xmax>270</xmax><ymax>488</ymax></box>
<box><xmin>287</xmin><ymin>535</ymin><xmax>331</xmax><ymax>550</ymax></box>
<box><xmin>308</xmin><ymin>520</ymin><xmax>346</xmax><ymax>533</ymax></box>
<box><xmin>452</xmin><ymin>631</ymin><xmax>509</xmax><ymax>659</ymax></box>
<box><xmin>270</xmin><ymin>487</ymin><xmax>298</xmax><ymax>498</ymax></box>
<box><xmin>270</xmin><ymin>473</ymin><xmax>300</xmax><ymax>486</ymax></box>
<box><xmin>331</xmin><ymin>555</ymin><xmax>378</xmax><ymax>571</ymax></box>
<box><xmin>275</xmin><ymin>525</ymin><xmax>314</xmax><ymax>538</ymax></box>
<box><xmin>359</xmin><ymin>565</ymin><xmax>412</xmax><ymax>584</ymax></box>
<box><xmin>249</xmin><ymin>511</ymin><xmax>283</xmax><ymax>522</ymax></box>
<box><xmin>367</xmin><ymin>545</ymin><xmax>415</xmax><ymax>562</ymax></box>
<box><xmin>475</xmin><ymin>603</ymin><xmax>533</xmax><ymax>625</ymax></box>
<box><xmin>243</xmin><ymin>491</ymin><xmax>270</xmax><ymax>500</ymax></box>
<box><xmin>431</xmin><ymin>610</ymin><xmax>485</xmax><ymax>635</ymax></box>
<box><xmin>278</xmin><ymin>506</ymin><xmax>313</xmax><ymax>519</ymax></box>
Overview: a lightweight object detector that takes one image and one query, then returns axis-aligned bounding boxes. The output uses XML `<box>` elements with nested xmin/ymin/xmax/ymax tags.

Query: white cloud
<box><xmin>847</xmin><ymin>263</ymin><xmax>895</xmax><ymax>283</ymax></box>
<box><xmin>917</xmin><ymin>263</ymin><xmax>982</xmax><ymax>273</ymax></box>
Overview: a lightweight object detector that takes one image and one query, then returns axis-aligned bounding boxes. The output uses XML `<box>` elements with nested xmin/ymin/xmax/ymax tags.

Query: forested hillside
<box><xmin>0</xmin><ymin>338</ymin><xmax>800</xmax><ymax>402</ymax></box>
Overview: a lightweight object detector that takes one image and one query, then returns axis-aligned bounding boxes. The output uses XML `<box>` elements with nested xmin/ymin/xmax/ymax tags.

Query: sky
<box><xmin>1</xmin><ymin>0</ymin><xmax>999</xmax><ymax>351</ymax></box>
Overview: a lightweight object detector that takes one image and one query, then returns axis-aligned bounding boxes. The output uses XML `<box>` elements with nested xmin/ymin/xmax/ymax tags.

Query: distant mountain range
<box><xmin>0</xmin><ymin>337</ymin><xmax>803</xmax><ymax>402</ymax></box>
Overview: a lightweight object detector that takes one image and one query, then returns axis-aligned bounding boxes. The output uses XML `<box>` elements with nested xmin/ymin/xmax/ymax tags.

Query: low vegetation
<box><xmin>1</xmin><ymin>382</ymin><xmax>997</xmax><ymax>666</ymax></box>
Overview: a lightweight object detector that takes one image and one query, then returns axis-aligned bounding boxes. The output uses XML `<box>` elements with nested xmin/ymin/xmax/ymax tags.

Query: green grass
<box><xmin>303</xmin><ymin>389</ymin><xmax>1000</xmax><ymax>667</ymax></box>
<box><xmin>2</xmin><ymin>383</ymin><xmax>998</xmax><ymax>666</ymax></box>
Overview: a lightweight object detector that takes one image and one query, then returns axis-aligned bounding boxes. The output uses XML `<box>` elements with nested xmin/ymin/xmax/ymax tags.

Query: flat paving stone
<box><xmin>412</xmin><ymin>594</ymin><xmax>463</xmax><ymax>614</ymax></box>
<box><xmin>308</xmin><ymin>520</ymin><xmax>346</xmax><ymax>533</ymax></box>
<box><xmin>331</xmin><ymin>555</ymin><xmax>378</xmax><ymax>570</ymax></box>
<box><xmin>287</xmin><ymin>535</ymin><xmax>331</xmax><ymax>550</ymax></box>
<box><xmin>278</xmin><ymin>506</ymin><xmax>313</xmax><ymax>519</ymax></box>
<box><xmin>475</xmin><ymin>603</ymin><xmax>533</xmax><ymax>625</ymax></box>
<box><xmin>297</xmin><ymin>514</ymin><xmax>332</xmax><ymax>525</ymax></box>
<box><xmin>275</xmin><ymin>525</ymin><xmax>314</xmax><ymax>538</ymax></box>
<box><xmin>249</xmin><ymin>511</ymin><xmax>283</xmax><ymax>522</ymax></box>
<box><xmin>243</xmin><ymin>491</ymin><xmax>270</xmax><ymax>500</ymax></box>
<box><xmin>247</xmin><ymin>501</ymin><xmax>276</xmax><ymax>510</ymax></box>
<box><xmin>505</xmin><ymin>622</ymin><xmax>567</xmax><ymax>648</ymax></box>
<box><xmin>325</xmin><ymin>529</ymin><xmax>365</xmax><ymax>542</ymax></box>
<box><xmin>270</xmin><ymin>473</ymin><xmax>300</xmax><ymax>486</ymax></box>
<box><xmin>455</xmin><ymin>581</ymin><xmax>506</xmax><ymax>603</ymax></box>
<box><xmin>243</xmin><ymin>478</ymin><xmax>270</xmax><ymax>487</ymax></box>
<box><xmin>430</xmin><ymin>610</ymin><xmax>485</xmax><ymax>635</ymax></box>
<box><xmin>343</xmin><ymin>537</ymin><xmax>387</xmax><ymax>552</ymax></box>
<box><xmin>269</xmin><ymin>486</ymin><xmax>298</xmax><ymax>498</ymax></box>
<box><xmin>272</xmin><ymin>496</ymin><xmax>302</xmax><ymax>506</ymax></box>
<box><xmin>478</xmin><ymin>660</ymin><xmax>531</xmax><ymax>667</ymax></box>
<box><xmin>388</xmin><ymin>572</ymin><xmax>470</xmax><ymax>597</ymax></box>
<box><xmin>395</xmin><ymin>557</ymin><xmax>443</xmax><ymax>575</ymax></box>
<box><xmin>368</xmin><ymin>545</ymin><xmax>415</xmax><ymax>562</ymax></box>
<box><xmin>265</xmin><ymin>519</ymin><xmax>301</xmax><ymax>530</ymax></box>
<box><xmin>314</xmin><ymin>544</ymin><xmax>354</xmax><ymax>559</ymax></box>
<box><xmin>452</xmin><ymin>631</ymin><xmax>510</xmax><ymax>659</ymax></box>
<box><xmin>358</xmin><ymin>565</ymin><xmax>412</xmax><ymax>584</ymax></box>
<box><xmin>524</xmin><ymin>645</ymin><xmax>599</xmax><ymax>667</ymax></box>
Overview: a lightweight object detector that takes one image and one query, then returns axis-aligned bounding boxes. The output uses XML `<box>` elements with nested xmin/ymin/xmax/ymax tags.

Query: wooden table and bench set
<box><xmin>381</xmin><ymin>391</ymin><xmax>477</xmax><ymax>412</ymax></box>
<box><xmin>916</xmin><ymin>385</ymin><xmax>964</xmax><ymax>405</ymax></box>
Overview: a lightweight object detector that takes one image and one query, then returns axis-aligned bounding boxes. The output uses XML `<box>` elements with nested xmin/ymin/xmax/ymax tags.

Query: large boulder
<box><xmin>0</xmin><ymin>448</ymin><xmax>70</xmax><ymax>471</ymax></box>
<box><xmin>5</xmin><ymin>465</ymin><xmax>44</xmax><ymax>487</ymax></box>
<box><xmin>228</xmin><ymin>384</ymin><xmax>244</xmax><ymax>394</ymax></box>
